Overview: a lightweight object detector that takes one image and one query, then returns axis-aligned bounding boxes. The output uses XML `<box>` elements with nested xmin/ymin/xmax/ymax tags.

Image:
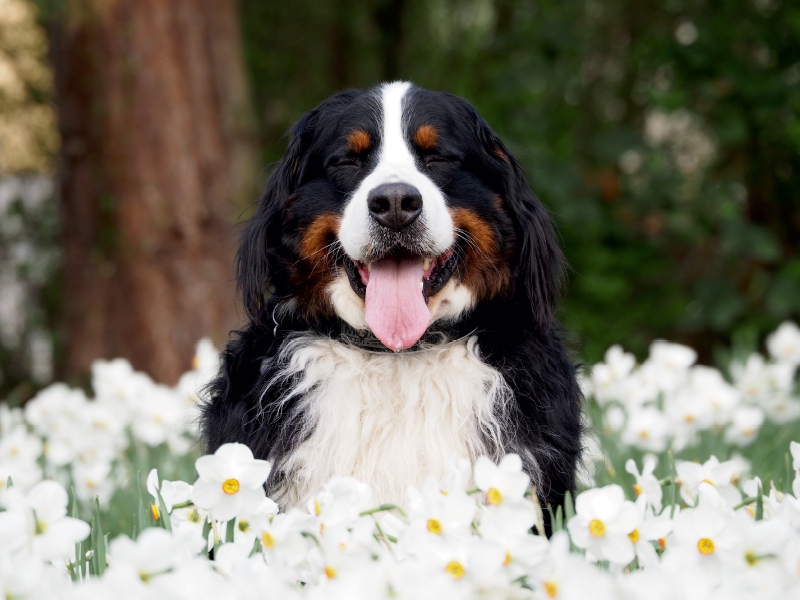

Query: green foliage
<box><xmin>240</xmin><ymin>0</ymin><xmax>800</xmax><ymax>363</ymax></box>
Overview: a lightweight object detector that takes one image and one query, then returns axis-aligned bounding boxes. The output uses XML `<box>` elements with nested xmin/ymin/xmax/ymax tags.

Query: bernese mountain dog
<box><xmin>201</xmin><ymin>81</ymin><xmax>583</xmax><ymax>518</ymax></box>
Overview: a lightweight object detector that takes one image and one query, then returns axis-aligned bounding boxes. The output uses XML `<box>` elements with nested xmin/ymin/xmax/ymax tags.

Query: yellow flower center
<box><xmin>150</xmin><ymin>503</ymin><xmax>160</xmax><ymax>521</ymax></box>
<box><xmin>427</xmin><ymin>519</ymin><xmax>442</xmax><ymax>535</ymax></box>
<box><xmin>632</xmin><ymin>483</ymin><xmax>642</xmax><ymax>496</ymax></box>
<box><xmin>544</xmin><ymin>581</ymin><xmax>558</xmax><ymax>598</ymax></box>
<box><xmin>486</xmin><ymin>488</ymin><xmax>503</xmax><ymax>505</ymax></box>
<box><xmin>697</xmin><ymin>538</ymin><xmax>715</xmax><ymax>555</ymax></box>
<box><xmin>684</xmin><ymin>414</ymin><xmax>695</xmax><ymax>423</ymax></box>
<box><xmin>589</xmin><ymin>519</ymin><xmax>606</xmax><ymax>537</ymax></box>
<box><xmin>658</xmin><ymin>538</ymin><xmax>666</xmax><ymax>550</ymax></box>
<box><xmin>445</xmin><ymin>561</ymin><xmax>465</xmax><ymax>579</ymax></box>
<box><xmin>222</xmin><ymin>478</ymin><xmax>240</xmax><ymax>495</ymax></box>
<box><xmin>262</xmin><ymin>532</ymin><xmax>275</xmax><ymax>548</ymax></box>
<box><xmin>701</xmin><ymin>479</ymin><xmax>714</xmax><ymax>486</ymax></box>
<box><xmin>628</xmin><ymin>529</ymin><xmax>640</xmax><ymax>543</ymax></box>
<box><xmin>238</xmin><ymin>520</ymin><xmax>249</xmax><ymax>533</ymax></box>
<box><xmin>638</xmin><ymin>430</ymin><xmax>650</xmax><ymax>439</ymax></box>
<box><xmin>503</xmin><ymin>551</ymin><xmax>512</xmax><ymax>566</ymax></box>
<box><xmin>314</xmin><ymin>498</ymin><xmax>321</xmax><ymax>516</ymax></box>
<box><xmin>324</xmin><ymin>565</ymin><xmax>337</xmax><ymax>579</ymax></box>
<box><xmin>745</xmin><ymin>551</ymin><xmax>759</xmax><ymax>566</ymax></box>
<box><xmin>188</xmin><ymin>509</ymin><xmax>201</xmax><ymax>523</ymax></box>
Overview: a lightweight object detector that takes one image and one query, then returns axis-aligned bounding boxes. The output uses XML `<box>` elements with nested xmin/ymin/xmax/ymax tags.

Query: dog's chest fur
<box><xmin>264</xmin><ymin>333</ymin><xmax>511</xmax><ymax>506</ymax></box>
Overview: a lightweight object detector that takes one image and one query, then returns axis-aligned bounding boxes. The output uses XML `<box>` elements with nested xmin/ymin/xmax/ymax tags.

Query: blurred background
<box><xmin>0</xmin><ymin>0</ymin><xmax>798</xmax><ymax>402</ymax></box>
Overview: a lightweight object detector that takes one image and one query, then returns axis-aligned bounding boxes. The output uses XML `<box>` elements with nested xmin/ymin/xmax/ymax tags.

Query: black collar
<box><xmin>268</xmin><ymin>299</ymin><xmax>475</xmax><ymax>353</ymax></box>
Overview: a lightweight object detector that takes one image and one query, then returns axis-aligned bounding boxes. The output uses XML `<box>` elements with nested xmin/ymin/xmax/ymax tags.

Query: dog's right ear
<box><xmin>237</xmin><ymin>109</ymin><xmax>318</xmax><ymax>324</ymax></box>
<box><xmin>237</xmin><ymin>90</ymin><xmax>364</xmax><ymax>324</ymax></box>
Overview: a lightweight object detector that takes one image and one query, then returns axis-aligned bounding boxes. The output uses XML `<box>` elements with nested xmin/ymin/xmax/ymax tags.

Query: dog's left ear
<box><xmin>472</xmin><ymin>111</ymin><xmax>565</xmax><ymax>332</ymax></box>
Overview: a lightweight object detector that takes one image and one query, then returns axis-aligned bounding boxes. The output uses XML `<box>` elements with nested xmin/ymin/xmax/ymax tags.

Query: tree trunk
<box><xmin>52</xmin><ymin>0</ymin><xmax>256</xmax><ymax>385</ymax></box>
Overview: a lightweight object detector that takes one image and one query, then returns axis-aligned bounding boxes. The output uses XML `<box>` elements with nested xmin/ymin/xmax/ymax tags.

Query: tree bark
<box><xmin>52</xmin><ymin>0</ymin><xmax>256</xmax><ymax>385</ymax></box>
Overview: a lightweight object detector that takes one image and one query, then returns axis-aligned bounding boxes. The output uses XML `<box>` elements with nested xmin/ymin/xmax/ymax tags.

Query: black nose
<box><xmin>367</xmin><ymin>183</ymin><xmax>423</xmax><ymax>232</ymax></box>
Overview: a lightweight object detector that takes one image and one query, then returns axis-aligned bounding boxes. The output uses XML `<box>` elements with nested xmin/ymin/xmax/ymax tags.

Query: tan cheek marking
<box><xmin>292</xmin><ymin>214</ymin><xmax>342</xmax><ymax>320</ymax></box>
<box><xmin>450</xmin><ymin>207</ymin><xmax>511</xmax><ymax>300</ymax></box>
<box><xmin>492</xmin><ymin>146</ymin><xmax>508</xmax><ymax>161</ymax></box>
<box><xmin>300</xmin><ymin>214</ymin><xmax>341</xmax><ymax>263</ymax></box>
<box><xmin>414</xmin><ymin>125</ymin><xmax>438</xmax><ymax>149</ymax></box>
<box><xmin>348</xmin><ymin>130</ymin><xmax>371</xmax><ymax>154</ymax></box>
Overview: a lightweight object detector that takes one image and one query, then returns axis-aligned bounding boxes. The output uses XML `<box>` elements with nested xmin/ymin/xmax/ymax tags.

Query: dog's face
<box><xmin>240</xmin><ymin>82</ymin><xmax>563</xmax><ymax>350</ymax></box>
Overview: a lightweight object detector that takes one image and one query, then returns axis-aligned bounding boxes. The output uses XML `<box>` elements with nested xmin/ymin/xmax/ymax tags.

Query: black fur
<box><xmin>201</xmin><ymin>84</ymin><xmax>582</xmax><ymax>527</ymax></box>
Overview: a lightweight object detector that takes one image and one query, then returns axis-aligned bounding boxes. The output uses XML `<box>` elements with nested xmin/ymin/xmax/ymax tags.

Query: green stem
<box><xmin>359</xmin><ymin>504</ymin><xmax>408</xmax><ymax>519</ymax></box>
<box><xmin>732</xmin><ymin>497</ymin><xmax>757</xmax><ymax>510</ymax></box>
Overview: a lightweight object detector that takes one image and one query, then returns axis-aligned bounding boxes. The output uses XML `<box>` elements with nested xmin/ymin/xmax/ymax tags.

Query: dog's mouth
<box><xmin>342</xmin><ymin>248</ymin><xmax>457</xmax><ymax>351</ymax></box>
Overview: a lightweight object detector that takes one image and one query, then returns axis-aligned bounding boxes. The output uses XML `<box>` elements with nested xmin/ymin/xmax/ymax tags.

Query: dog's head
<box><xmin>240</xmin><ymin>82</ymin><xmax>564</xmax><ymax>350</ymax></box>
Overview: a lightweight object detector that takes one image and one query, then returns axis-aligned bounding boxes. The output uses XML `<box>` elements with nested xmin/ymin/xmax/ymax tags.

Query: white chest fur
<box><xmin>262</xmin><ymin>333</ymin><xmax>512</xmax><ymax>507</ymax></box>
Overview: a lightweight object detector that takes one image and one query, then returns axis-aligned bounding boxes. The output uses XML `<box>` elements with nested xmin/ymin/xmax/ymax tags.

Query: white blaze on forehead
<box><xmin>338</xmin><ymin>81</ymin><xmax>454</xmax><ymax>260</ymax></box>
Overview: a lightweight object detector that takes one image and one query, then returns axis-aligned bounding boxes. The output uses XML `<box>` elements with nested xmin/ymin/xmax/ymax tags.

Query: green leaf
<box><xmin>155</xmin><ymin>487</ymin><xmax>172</xmax><ymax>532</ymax></box>
<box><xmin>136</xmin><ymin>472</ymin><xmax>148</xmax><ymax>539</ymax></box>
<box><xmin>564</xmin><ymin>490</ymin><xmax>575</xmax><ymax>523</ymax></box>
<box><xmin>92</xmin><ymin>497</ymin><xmax>106</xmax><ymax>576</ymax></box>
<box><xmin>249</xmin><ymin>537</ymin><xmax>263</xmax><ymax>558</ymax></box>
<box><xmin>755</xmin><ymin>484</ymin><xmax>763</xmax><ymax>521</ymax></box>
<box><xmin>226</xmin><ymin>519</ymin><xmax>236</xmax><ymax>544</ymax></box>
<box><xmin>668</xmin><ymin>450</ymin><xmax>678</xmax><ymax>518</ymax></box>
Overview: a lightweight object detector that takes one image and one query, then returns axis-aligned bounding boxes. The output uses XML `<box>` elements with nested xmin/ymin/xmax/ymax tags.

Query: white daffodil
<box><xmin>0</xmin><ymin>425</ymin><xmax>42</xmax><ymax>464</ymax></box>
<box><xmin>591</xmin><ymin>345</ymin><xmax>637</xmax><ymax>405</ymax></box>
<box><xmin>131</xmin><ymin>385</ymin><xmax>186</xmax><ymax>447</ymax></box>
<box><xmin>644</xmin><ymin>340</ymin><xmax>696</xmax><ymax>393</ymax></box>
<box><xmin>729</xmin><ymin>513</ymin><xmax>790</xmax><ymax>573</ymax></box>
<box><xmin>625</xmin><ymin>455</ymin><xmax>663</xmax><ymax>513</ymax></box>
<box><xmin>72</xmin><ymin>460</ymin><xmax>116</xmax><ymax>505</ymax></box>
<box><xmin>0</xmin><ymin>480</ymin><xmax>90</xmax><ymax>561</ymax></box>
<box><xmin>0</xmin><ymin>461</ymin><xmax>42</xmax><ymax>502</ymax></box>
<box><xmin>676</xmin><ymin>456</ymin><xmax>742</xmax><ymax>507</ymax></box>
<box><xmin>254</xmin><ymin>509</ymin><xmax>315</xmax><ymax>568</ymax></box>
<box><xmin>766</xmin><ymin>321</ymin><xmax>800</xmax><ymax>366</ymax></box>
<box><xmin>227</xmin><ymin>501</ymin><xmax>281</xmax><ymax>554</ymax></box>
<box><xmin>0</xmin><ymin>552</ymin><xmax>58</xmax><ymax>600</ymax></box>
<box><xmin>620</xmin><ymin>406</ymin><xmax>670</xmax><ymax>453</ymax></box>
<box><xmin>406</xmin><ymin>478</ymin><xmax>476</xmax><ymax>542</ymax></box>
<box><xmin>724</xmin><ymin>406</ymin><xmax>765</xmax><ymax>447</ymax></box>
<box><xmin>307</xmin><ymin>476</ymin><xmax>374</xmax><ymax>530</ymax></box>
<box><xmin>688</xmin><ymin>366</ymin><xmax>740</xmax><ymax>427</ymax></box>
<box><xmin>529</xmin><ymin>531</ymin><xmax>616</xmax><ymax>600</ymax></box>
<box><xmin>567</xmin><ymin>484</ymin><xmax>638</xmax><ymax>565</ymax></box>
<box><xmin>473</xmin><ymin>454</ymin><xmax>530</xmax><ymax>507</ymax></box>
<box><xmin>761</xmin><ymin>394</ymin><xmax>800</xmax><ymax>424</ymax></box>
<box><xmin>666</xmin><ymin>489</ymin><xmax>740</xmax><ymax>577</ymax></box>
<box><xmin>628</xmin><ymin>494</ymin><xmax>673</xmax><ymax>567</ymax></box>
<box><xmin>478</xmin><ymin>500</ymin><xmax>548</xmax><ymax>575</ymax></box>
<box><xmin>191</xmin><ymin>443</ymin><xmax>272</xmax><ymax>522</ymax></box>
<box><xmin>731</xmin><ymin>354</ymin><xmax>794</xmax><ymax>403</ymax></box>
<box><xmin>106</xmin><ymin>528</ymin><xmax>185</xmax><ymax>581</ymax></box>
<box><xmin>147</xmin><ymin>468</ymin><xmax>192</xmax><ymax>514</ymax></box>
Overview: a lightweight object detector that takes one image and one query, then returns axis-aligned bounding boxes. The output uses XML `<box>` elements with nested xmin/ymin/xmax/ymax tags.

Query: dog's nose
<box><xmin>367</xmin><ymin>183</ymin><xmax>423</xmax><ymax>231</ymax></box>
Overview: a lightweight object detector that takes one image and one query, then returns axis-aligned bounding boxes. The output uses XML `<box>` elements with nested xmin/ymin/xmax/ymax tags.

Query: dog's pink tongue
<box><xmin>365</xmin><ymin>257</ymin><xmax>430</xmax><ymax>351</ymax></box>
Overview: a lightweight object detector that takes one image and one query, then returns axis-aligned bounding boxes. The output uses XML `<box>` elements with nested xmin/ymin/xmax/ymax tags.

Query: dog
<box><xmin>200</xmin><ymin>82</ymin><xmax>582</xmax><ymax>518</ymax></box>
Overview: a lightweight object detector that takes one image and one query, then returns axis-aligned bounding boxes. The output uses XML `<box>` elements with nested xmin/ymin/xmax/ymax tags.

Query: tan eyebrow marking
<box><xmin>414</xmin><ymin>124</ymin><xmax>438</xmax><ymax>149</ymax></box>
<box><xmin>347</xmin><ymin>130</ymin><xmax>371</xmax><ymax>153</ymax></box>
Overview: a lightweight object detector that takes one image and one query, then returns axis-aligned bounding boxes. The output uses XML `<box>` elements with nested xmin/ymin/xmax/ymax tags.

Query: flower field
<box><xmin>1</xmin><ymin>326</ymin><xmax>800</xmax><ymax>599</ymax></box>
